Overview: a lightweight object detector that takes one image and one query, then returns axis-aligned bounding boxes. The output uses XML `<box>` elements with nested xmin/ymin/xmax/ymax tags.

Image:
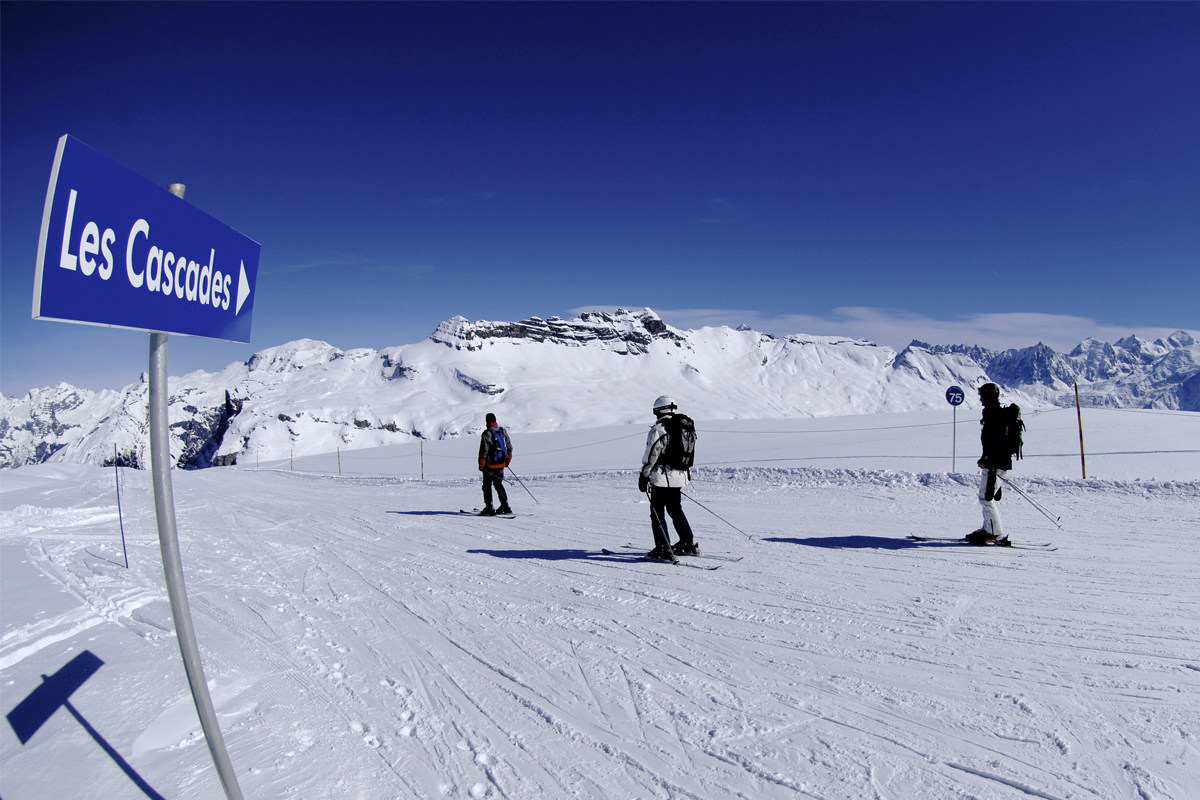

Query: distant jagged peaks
<box><xmin>902</xmin><ymin>330</ymin><xmax>1198</xmax><ymax>408</ymax></box>
<box><xmin>430</xmin><ymin>308</ymin><xmax>688</xmax><ymax>354</ymax></box>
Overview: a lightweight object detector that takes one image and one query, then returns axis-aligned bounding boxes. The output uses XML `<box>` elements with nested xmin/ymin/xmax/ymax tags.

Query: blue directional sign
<box><xmin>32</xmin><ymin>135</ymin><xmax>260</xmax><ymax>342</ymax></box>
<box><xmin>945</xmin><ymin>385</ymin><xmax>965</xmax><ymax>406</ymax></box>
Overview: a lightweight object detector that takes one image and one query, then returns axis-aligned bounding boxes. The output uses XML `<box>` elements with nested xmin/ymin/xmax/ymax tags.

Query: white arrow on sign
<box><xmin>236</xmin><ymin>260</ymin><xmax>251</xmax><ymax>315</ymax></box>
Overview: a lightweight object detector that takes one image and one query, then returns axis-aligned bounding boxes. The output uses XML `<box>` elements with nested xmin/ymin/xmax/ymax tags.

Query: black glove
<box><xmin>638</xmin><ymin>474</ymin><xmax>649</xmax><ymax>493</ymax></box>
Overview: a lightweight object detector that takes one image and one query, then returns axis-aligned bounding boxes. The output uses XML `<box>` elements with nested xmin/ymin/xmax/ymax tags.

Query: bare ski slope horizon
<box><xmin>2</xmin><ymin>410</ymin><xmax>1198</xmax><ymax>799</ymax></box>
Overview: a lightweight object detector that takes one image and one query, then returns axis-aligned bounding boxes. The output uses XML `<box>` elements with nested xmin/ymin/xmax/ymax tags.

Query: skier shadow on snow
<box><xmin>468</xmin><ymin>548</ymin><xmax>634</xmax><ymax>563</ymax></box>
<box><xmin>763</xmin><ymin>535</ymin><xmax>916</xmax><ymax>551</ymax></box>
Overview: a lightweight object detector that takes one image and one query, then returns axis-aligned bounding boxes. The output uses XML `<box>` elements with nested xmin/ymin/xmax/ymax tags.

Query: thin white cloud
<box><xmin>266</xmin><ymin>257</ymin><xmax>352</xmax><ymax>275</ymax></box>
<box><xmin>571</xmin><ymin>305</ymin><xmax>1198</xmax><ymax>353</ymax></box>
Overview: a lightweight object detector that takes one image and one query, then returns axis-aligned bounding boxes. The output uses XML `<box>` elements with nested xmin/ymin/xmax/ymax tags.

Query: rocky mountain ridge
<box><xmin>431</xmin><ymin>310</ymin><xmax>688</xmax><ymax>354</ymax></box>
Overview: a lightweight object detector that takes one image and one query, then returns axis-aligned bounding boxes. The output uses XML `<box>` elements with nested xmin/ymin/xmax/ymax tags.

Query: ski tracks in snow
<box><xmin>3</xmin><ymin>465</ymin><xmax>1198</xmax><ymax>799</ymax></box>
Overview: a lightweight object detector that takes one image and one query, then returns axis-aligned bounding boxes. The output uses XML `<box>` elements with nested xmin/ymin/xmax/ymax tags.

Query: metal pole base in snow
<box><xmin>149</xmin><ymin>332</ymin><xmax>245</xmax><ymax>800</ymax></box>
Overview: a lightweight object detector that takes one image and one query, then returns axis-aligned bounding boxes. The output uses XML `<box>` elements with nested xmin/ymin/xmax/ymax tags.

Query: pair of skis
<box><xmin>601</xmin><ymin>549</ymin><xmax>716</xmax><ymax>570</ymax></box>
<box><xmin>599</xmin><ymin>543</ymin><xmax>744</xmax><ymax>570</ymax></box>
<box><xmin>909</xmin><ymin>535</ymin><xmax>1057</xmax><ymax>551</ymax></box>
<box><xmin>459</xmin><ymin>508</ymin><xmax>517</xmax><ymax>519</ymax></box>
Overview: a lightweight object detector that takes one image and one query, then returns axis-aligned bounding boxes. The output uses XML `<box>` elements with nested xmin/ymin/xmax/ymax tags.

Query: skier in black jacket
<box><xmin>638</xmin><ymin>395</ymin><xmax>698</xmax><ymax>559</ymax></box>
<box><xmin>969</xmin><ymin>383</ymin><xmax>1010</xmax><ymax>545</ymax></box>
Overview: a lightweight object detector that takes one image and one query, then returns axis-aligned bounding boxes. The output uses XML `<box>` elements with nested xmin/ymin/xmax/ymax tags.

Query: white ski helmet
<box><xmin>652</xmin><ymin>395</ymin><xmax>677</xmax><ymax>414</ymax></box>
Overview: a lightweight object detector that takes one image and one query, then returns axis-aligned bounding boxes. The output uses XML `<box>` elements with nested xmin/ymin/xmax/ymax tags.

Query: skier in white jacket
<box><xmin>638</xmin><ymin>395</ymin><xmax>698</xmax><ymax>559</ymax></box>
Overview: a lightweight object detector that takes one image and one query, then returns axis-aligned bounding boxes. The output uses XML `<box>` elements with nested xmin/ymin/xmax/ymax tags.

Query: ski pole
<box><xmin>645</xmin><ymin>490</ymin><xmax>677</xmax><ymax>560</ymax></box>
<box><xmin>997</xmin><ymin>475</ymin><xmax>1063</xmax><ymax>530</ymax></box>
<box><xmin>998</xmin><ymin>475</ymin><xmax>1061</xmax><ymax>523</ymax></box>
<box><xmin>681</xmin><ymin>492</ymin><xmax>753</xmax><ymax>540</ymax></box>
<box><xmin>505</xmin><ymin>466</ymin><xmax>540</xmax><ymax>505</ymax></box>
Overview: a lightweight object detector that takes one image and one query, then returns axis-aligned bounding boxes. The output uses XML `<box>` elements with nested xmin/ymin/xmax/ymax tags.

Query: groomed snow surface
<box><xmin>2</xmin><ymin>408</ymin><xmax>1198</xmax><ymax>799</ymax></box>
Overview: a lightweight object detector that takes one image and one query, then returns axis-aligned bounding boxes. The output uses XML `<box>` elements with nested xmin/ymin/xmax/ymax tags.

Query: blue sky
<box><xmin>3</xmin><ymin>2</ymin><xmax>1197</xmax><ymax>396</ymax></box>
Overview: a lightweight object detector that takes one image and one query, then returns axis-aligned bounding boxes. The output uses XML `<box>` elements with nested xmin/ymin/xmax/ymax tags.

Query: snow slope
<box><xmin>2</xmin><ymin>412</ymin><xmax>1198</xmax><ymax>799</ymax></box>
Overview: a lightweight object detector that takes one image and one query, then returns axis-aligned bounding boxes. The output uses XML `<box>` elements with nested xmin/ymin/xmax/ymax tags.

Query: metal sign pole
<box><xmin>150</xmin><ymin>331</ymin><xmax>244</xmax><ymax>800</ymax></box>
<box><xmin>952</xmin><ymin>404</ymin><xmax>957</xmax><ymax>473</ymax></box>
<box><xmin>147</xmin><ymin>184</ymin><xmax>244</xmax><ymax>800</ymax></box>
<box><xmin>945</xmin><ymin>385</ymin><xmax>964</xmax><ymax>473</ymax></box>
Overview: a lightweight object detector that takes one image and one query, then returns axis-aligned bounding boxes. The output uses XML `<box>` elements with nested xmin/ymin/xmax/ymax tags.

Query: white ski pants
<box><xmin>978</xmin><ymin>469</ymin><xmax>1006</xmax><ymax>539</ymax></box>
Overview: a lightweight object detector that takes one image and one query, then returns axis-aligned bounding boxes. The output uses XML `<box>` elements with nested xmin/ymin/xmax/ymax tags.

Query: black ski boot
<box><xmin>672</xmin><ymin>540</ymin><xmax>700</xmax><ymax>556</ymax></box>
<box><xmin>497</xmin><ymin>504</ymin><xmax>513</xmax><ymax>515</ymax></box>
<box><xmin>479</xmin><ymin>505</ymin><xmax>497</xmax><ymax>516</ymax></box>
<box><xmin>646</xmin><ymin>546</ymin><xmax>675</xmax><ymax>561</ymax></box>
<box><xmin>966</xmin><ymin>528</ymin><xmax>996</xmax><ymax>545</ymax></box>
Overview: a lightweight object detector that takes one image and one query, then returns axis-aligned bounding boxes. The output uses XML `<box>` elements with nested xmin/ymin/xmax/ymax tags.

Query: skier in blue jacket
<box><xmin>477</xmin><ymin>413</ymin><xmax>513</xmax><ymax>516</ymax></box>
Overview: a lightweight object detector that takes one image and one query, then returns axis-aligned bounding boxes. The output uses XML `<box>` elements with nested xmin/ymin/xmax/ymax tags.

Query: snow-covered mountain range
<box><xmin>2</xmin><ymin>309</ymin><xmax>1197</xmax><ymax>470</ymax></box>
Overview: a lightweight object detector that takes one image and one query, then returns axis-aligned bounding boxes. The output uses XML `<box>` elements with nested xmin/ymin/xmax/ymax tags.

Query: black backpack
<box><xmin>1003</xmin><ymin>404</ymin><xmax>1025</xmax><ymax>460</ymax></box>
<box><xmin>660</xmin><ymin>414</ymin><xmax>697</xmax><ymax>470</ymax></box>
<box><xmin>487</xmin><ymin>427</ymin><xmax>510</xmax><ymax>462</ymax></box>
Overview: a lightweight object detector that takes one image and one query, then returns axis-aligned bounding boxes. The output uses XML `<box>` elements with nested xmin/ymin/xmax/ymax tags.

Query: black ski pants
<box><xmin>649</xmin><ymin>486</ymin><xmax>694</xmax><ymax>550</ymax></box>
<box><xmin>482</xmin><ymin>468</ymin><xmax>508</xmax><ymax>509</ymax></box>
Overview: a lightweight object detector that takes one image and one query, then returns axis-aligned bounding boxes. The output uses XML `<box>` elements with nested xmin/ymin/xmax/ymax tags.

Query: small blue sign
<box><xmin>32</xmin><ymin>135</ymin><xmax>260</xmax><ymax>342</ymax></box>
<box><xmin>945</xmin><ymin>385</ymin><xmax>965</xmax><ymax>406</ymax></box>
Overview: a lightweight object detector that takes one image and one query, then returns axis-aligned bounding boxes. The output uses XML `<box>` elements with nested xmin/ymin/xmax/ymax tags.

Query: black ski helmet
<box><xmin>978</xmin><ymin>383</ymin><xmax>1000</xmax><ymax>400</ymax></box>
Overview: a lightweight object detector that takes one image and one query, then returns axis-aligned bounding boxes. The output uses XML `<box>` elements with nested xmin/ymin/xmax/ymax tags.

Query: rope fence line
<box><xmin>684</xmin><ymin>449</ymin><xmax>1200</xmax><ymax>468</ymax></box>
<box><xmin>701</xmin><ymin>406</ymin><xmax>1077</xmax><ymax>435</ymax></box>
<box><xmin>702</xmin><ymin>421</ymin><xmax>972</xmax><ymax>434</ymax></box>
<box><xmin>1021</xmin><ymin>449</ymin><xmax>1199</xmax><ymax>458</ymax></box>
<box><xmin>261</xmin><ymin>450</ymin><xmax>1200</xmax><ymax>482</ymax></box>
<box><xmin>286</xmin><ymin>412</ymin><xmax>1045</xmax><ymax>463</ymax></box>
<box><xmin>337</xmin><ymin>431</ymin><xmax>648</xmax><ymax>462</ymax></box>
<box><xmin>268</xmin><ymin>448</ymin><xmax>1199</xmax><ymax>478</ymax></box>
